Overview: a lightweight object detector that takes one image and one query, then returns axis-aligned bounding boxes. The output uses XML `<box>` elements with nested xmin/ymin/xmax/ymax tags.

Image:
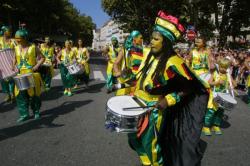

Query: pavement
<box><xmin>0</xmin><ymin>55</ymin><xmax>249</xmax><ymax>166</ymax></box>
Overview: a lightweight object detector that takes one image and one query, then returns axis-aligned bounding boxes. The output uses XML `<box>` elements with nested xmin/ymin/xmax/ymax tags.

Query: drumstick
<box><xmin>123</xmin><ymin>106</ymin><xmax>154</xmax><ymax>110</ymax></box>
<box><xmin>227</xmin><ymin>68</ymin><xmax>235</xmax><ymax>98</ymax></box>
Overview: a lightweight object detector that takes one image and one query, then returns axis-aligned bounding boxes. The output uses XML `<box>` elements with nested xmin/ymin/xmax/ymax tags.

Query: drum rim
<box><xmin>14</xmin><ymin>73</ymin><xmax>33</xmax><ymax>78</ymax></box>
<box><xmin>107</xmin><ymin>106</ymin><xmax>145</xmax><ymax>118</ymax></box>
<box><xmin>106</xmin><ymin>95</ymin><xmax>147</xmax><ymax>116</ymax></box>
<box><xmin>217</xmin><ymin>92</ymin><xmax>237</xmax><ymax>104</ymax></box>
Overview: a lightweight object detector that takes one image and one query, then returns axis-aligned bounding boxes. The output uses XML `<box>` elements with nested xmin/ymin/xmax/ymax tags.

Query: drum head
<box><xmin>217</xmin><ymin>92</ymin><xmax>237</xmax><ymax>104</ymax></box>
<box><xmin>14</xmin><ymin>73</ymin><xmax>32</xmax><ymax>79</ymax></box>
<box><xmin>199</xmin><ymin>72</ymin><xmax>211</xmax><ymax>82</ymax></box>
<box><xmin>107</xmin><ymin>96</ymin><xmax>147</xmax><ymax>116</ymax></box>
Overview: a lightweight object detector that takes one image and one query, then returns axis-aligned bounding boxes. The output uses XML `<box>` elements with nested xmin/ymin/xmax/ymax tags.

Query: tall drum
<box><xmin>0</xmin><ymin>49</ymin><xmax>18</xmax><ymax>80</ymax></box>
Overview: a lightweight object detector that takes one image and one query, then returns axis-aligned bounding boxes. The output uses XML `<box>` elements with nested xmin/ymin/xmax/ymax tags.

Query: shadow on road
<box><xmin>237</xmin><ymin>95</ymin><xmax>249</xmax><ymax>104</ymax></box>
<box><xmin>0</xmin><ymin>102</ymin><xmax>16</xmax><ymax>113</ymax></box>
<box><xmin>0</xmin><ymin>100</ymin><xmax>92</xmax><ymax>142</ymax></box>
<box><xmin>41</xmin><ymin>85</ymin><xmax>64</xmax><ymax>101</ymax></box>
<box><xmin>221</xmin><ymin>114</ymin><xmax>231</xmax><ymax>129</ymax></box>
<box><xmin>75</xmin><ymin>82</ymin><xmax>105</xmax><ymax>94</ymax></box>
<box><xmin>199</xmin><ymin>139</ymin><xmax>208</xmax><ymax>157</ymax></box>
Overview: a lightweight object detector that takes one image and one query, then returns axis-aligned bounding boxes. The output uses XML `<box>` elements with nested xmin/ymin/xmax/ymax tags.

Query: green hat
<box><xmin>154</xmin><ymin>11</ymin><xmax>185</xmax><ymax>43</ymax></box>
<box><xmin>15</xmin><ymin>29</ymin><xmax>28</xmax><ymax>39</ymax></box>
<box><xmin>1</xmin><ymin>26</ymin><xmax>11</xmax><ymax>33</ymax></box>
<box><xmin>125</xmin><ymin>30</ymin><xmax>141</xmax><ymax>50</ymax></box>
<box><xmin>111</xmin><ymin>36</ymin><xmax>118</xmax><ymax>41</ymax></box>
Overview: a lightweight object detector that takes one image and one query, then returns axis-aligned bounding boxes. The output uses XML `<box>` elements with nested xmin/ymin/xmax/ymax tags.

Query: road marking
<box><xmin>53</xmin><ymin>70</ymin><xmax>106</xmax><ymax>81</ymax></box>
<box><xmin>53</xmin><ymin>73</ymin><xmax>61</xmax><ymax>80</ymax></box>
<box><xmin>93</xmin><ymin>71</ymin><xmax>105</xmax><ymax>81</ymax></box>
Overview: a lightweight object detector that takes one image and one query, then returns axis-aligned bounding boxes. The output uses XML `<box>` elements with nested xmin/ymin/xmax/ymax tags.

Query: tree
<box><xmin>0</xmin><ymin>0</ymin><xmax>95</xmax><ymax>46</ymax></box>
<box><xmin>101</xmin><ymin>0</ymin><xmax>189</xmax><ymax>42</ymax></box>
<box><xmin>102</xmin><ymin>0</ymin><xmax>250</xmax><ymax>47</ymax></box>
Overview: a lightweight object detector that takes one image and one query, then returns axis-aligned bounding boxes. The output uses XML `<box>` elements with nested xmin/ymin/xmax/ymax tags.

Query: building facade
<box><xmin>92</xmin><ymin>20</ymin><xmax>129</xmax><ymax>51</ymax></box>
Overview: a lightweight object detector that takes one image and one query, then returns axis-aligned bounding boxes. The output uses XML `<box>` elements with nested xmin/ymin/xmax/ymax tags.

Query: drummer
<box><xmin>113</xmin><ymin>30</ymin><xmax>143</xmax><ymax>95</ymax></box>
<box><xmin>126</xmin><ymin>11</ymin><xmax>209</xmax><ymax>166</ymax></box>
<box><xmin>244</xmin><ymin>56</ymin><xmax>250</xmax><ymax>107</ymax></box>
<box><xmin>56</xmin><ymin>40</ymin><xmax>77</xmax><ymax>96</ymax></box>
<box><xmin>102</xmin><ymin>37</ymin><xmax>121</xmax><ymax>93</ymax></box>
<box><xmin>75</xmin><ymin>38</ymin><xmax>90</xmax><ymax>88</ymax></box>
<box><xmin>207</xmin><ymin>58</ymin><xmax>236</xmax><ymax>135</ymax></box>
<box><xmin>13</xmin><ymin>28</ymin><xmax>45</xmax><ymax>122</ymax></box>
<box><xmin>0</xmin><ymin>26</ymin><xmax>16</xmax><ymax>102</ymax></box>
<box><xmin>40</xmin><ymin>36</ymin><xmax>55</xmax><ymax>91</ymax></box>
<box><xmin>188</xmin><ymin>36</ymin><xmax>214</xmax><ymax>76</ymax></box>
<box><xmin>187</xmin><ymin>36</ymin><xmax>218</xmax><ymax>136</ymax></box>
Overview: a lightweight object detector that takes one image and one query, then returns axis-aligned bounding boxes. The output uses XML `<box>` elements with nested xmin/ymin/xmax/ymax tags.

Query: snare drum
<box><xmin>0</xmin><ymin>49</ymin><xmax>18</xmax><ymax>80</ymax></box>
<box><xmin>214</xmin><ymin>92</ymin><xmax>237</xmax><ymax>110</ymax></box>
<box><xmin>199</xmin><ymin>72</ymin><xmax>211</xmax><ymax>83</ymax></box>
<box><xmin>14</xmin><ymin>73</ymin><xmax>35</xmax><ymax>90</ymax></box>
<box><xmin>105</xmin><ymin>95</ymin><xmax>148</xmax><ymax>133</ymax></box>
<box><xmin>67</xmin><ymin>63</ymin><xmax>84</xmax><ymax>75</ymax></box>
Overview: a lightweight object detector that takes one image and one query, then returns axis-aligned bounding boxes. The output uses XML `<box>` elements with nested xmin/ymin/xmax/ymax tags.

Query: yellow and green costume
<box><xmin>59</xmin><ymin>49</ymin><xmax>77</xmax><ymax>88</ymax></box>
<box><xmin>247</xmin><ymin>73</ymin><xmax>250</xmax><ymax>105</ymax></box>
<box><xmin>191</xmin><ymin>48</ymin><xmax>210</xmax><ymax>76</ymax></box>
<box><xmin>129</xmin><ymin>48</ymin><xmax>209</xmax><ymax>166</ymax></box>
<box><xmin>75</xmin><ymin>47</ymin><xmax>90</xmax><ymax>84</ymax></box>
<box><xmin>40</xmin><ymin>44</ymin><xmax>54</xmax><ymax>89</ymax></box>
<box><xmin>205</xmin><ymin>71</ymin><xmax>230</xmax><ymax>129</ymax></box>
<box><xmin>116</xmin><ymin>46</ymin><xmax>143</xmax><ymax>96</ymax></box>
<box><xmin>116</xmin><ymin>30</ymin><xmax>143</xmax><ymax>96</ymax></box>
<box><xmin>0</xmin><ymin>37</ymin><xmax>16</xmax><ymax>99</ymax></box>
<box><xmin>106</xmin><ymin>45</ymin><xmax>120</xmax><ymax>91</ymax></box>
<box><xmin>190</xmin><ymin>48</ymin><xmax>219</xmax><ymax>133</ymax></box>
<box><xmin>14</xmin><ymin>44</ymin><xmax>43</xmax><ymax>121</ymax></box>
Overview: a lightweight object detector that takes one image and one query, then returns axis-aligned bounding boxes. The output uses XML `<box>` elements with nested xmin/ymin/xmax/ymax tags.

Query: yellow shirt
<box><xmin>60</xmin><ymin>48</ymin><xmax>76</xmax><ymax>65</ymax></box>
<box><xmin>213</xmin><ymin>71</ymin><xmax>229</xmax><ymax>92</ymax></box>
<box><xmin>15</xmin><ymin>44</ymin><xmax>37</xmax><ymax>73</ymax></box>
<box><xmin>75</xmin><ymin>47</ymin><xmax>88</xmax><ymax>63</ymax></box>
<box><xmin>108</xmin><ymin>45</ymin><xmax>120</xmax><ymax>63</ymax></box>
<box><xmin>191</xmin><ymin>48</ymin><xmax>209</xmax><ymax>75</ymax></box>
<box><xmin>0</xmin><ymin>38</ymin><xmax>16</xmax><ymax>50</ymax></box>
<box><xmin>40</xmin><ymin>44</ymin><xmax>54</xmax><ymax>64</ymax></box>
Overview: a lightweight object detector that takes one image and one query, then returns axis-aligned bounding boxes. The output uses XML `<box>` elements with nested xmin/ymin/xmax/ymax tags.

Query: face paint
<box><xmin>150</xmin><ymin>31</ymin><xmax>163</xmax><ymax>54</ymax></box>
<box><xmin>45</xmin><ymin>37</ymin><xmax>50</xmax><ymax>44</ymax></box>
<box><xmin>65</xmin><ymin>41</ymin><xmax>70</xmax><ymax>48</ymax></box>
<box><xmin>133</xmin><ymin>34</ymin><xmax>143</xmax><ymax>46</ymax></box>
<box><xmin>111</xmin><ymin>39</ymin><xmax>118</xmax><ymax>46</ymax></box>
<box><xmin>195</xmin><ymin>38</ymin><xmax>204</xmax><ymax>48</ymax></box>
<box><xmin>4</xmin><ymin>30</ymin><xmax>11</xmax><ymax>37</ymax></box>
<box><xmin>78</xmin><ymin>39</ymin><xmax>83</xmax><ymax>46</ymax></box>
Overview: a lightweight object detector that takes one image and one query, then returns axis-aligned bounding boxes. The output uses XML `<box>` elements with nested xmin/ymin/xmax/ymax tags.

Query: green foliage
<box><xmin>101</xmin><ymin>0</ymin><xmax>249</xmax><ymax>47</ymax></box>
<box><xmin>0</xmin><ymin>0</ymin><xmax>95</xmax><ymax>46</ymax></box>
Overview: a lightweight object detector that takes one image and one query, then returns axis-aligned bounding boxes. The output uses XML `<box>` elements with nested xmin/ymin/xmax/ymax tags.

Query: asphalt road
<box><xmin>0</xmin><ymin>56</ymin><xmax>249</xmax><ymax>166</ymax></box>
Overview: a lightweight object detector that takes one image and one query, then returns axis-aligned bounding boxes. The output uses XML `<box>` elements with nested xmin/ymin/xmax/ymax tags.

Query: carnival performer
<box><xmin>39</xmin><ymin>36</ymin><xmax>54</xmax><ymax>90</ymax></box>
<box><xmin>75</xmin><ymin>39</ymin><xmax>90</xmax><ymax>88</ymax></box>
<box><xmin>127</xmin><ymin>11</ymin><xmax>209</xmax><ymax>166</ymax></box>
<box><xmin>188</xmin><ymin>37</ymin><xmax>214</xmax><ymax>75</ymax></box>
<box><xmin>113</xmin><ymin>30</ymin><xmax>143</xmax><ymax>95</ymax></box>
<box><xmin>244</xmin><ymin>56</ymin><xmax>250</xmax><ymax>107</ymax></box>
<box><xmin>102</xmin><ymin>37</ymin><xmax>120</xmax><ymax>93</ymax></box>
<box><xmin>0</xmin><ymin>26</ymin><xmax>16</xmax><ymax>102</ymax></box>
<box><xmin>56</xmin><ymin>40</ymin><xmax>76</xmax><ymax>96</ymax></box>
<box><xmin>188</xmin><ymin>37</ymin><xmax>217</xmax><ymax>136</ymax></box>
<box><xmin>13</xmin><ymin>28</ymin><xmax>45</xmax><ymax>122</ymax></box>
<box><xmin>206</xmin><ymin>58</ymin><xmax>236</xmax><ymax>135</ymax></box>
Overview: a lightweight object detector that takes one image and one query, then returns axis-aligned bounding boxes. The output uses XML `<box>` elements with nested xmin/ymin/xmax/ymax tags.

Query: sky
<box><xmin>70</xmin><ymin>0</ymin><xmax>110</xmax><ymax>28</ymax></box>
